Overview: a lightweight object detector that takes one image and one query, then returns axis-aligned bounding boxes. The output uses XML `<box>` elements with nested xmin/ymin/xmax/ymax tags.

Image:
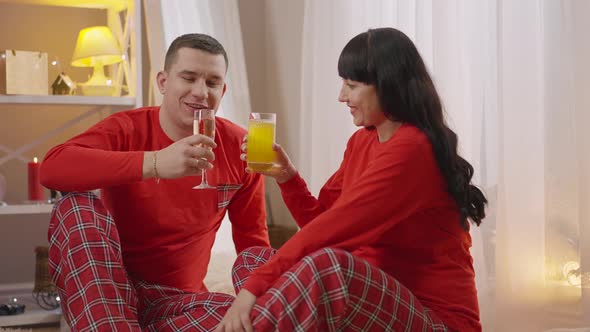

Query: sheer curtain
<box><xmin>300</xmin><ymin>1</ymin><xmax>590</xmax><ymax>331</ymax></box>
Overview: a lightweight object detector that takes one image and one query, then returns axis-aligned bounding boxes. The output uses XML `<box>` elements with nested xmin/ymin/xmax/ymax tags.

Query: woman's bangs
<box><xmin>337</xmin><ymin>33</ymin><xmax>373</xmax><ymax>84</ymax></box>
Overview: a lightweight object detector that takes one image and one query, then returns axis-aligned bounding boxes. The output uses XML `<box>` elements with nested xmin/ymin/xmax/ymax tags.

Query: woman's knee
<box><xmin>237</xmin><ymin>246</ymin><xmax>274</xmax><ymax>257</ymax></box>
<box><xmin>305</xmin><ymin>248</ymin><xmax>353</xmax><ymax>267</ymax></box>
<box><xmin>235</xmin><ymin>246</ymin><xmax>275</xmax><ymax>264</ymax></box>
<box><xmin>309</xmin><ymin>247</ymin><xmax>349</xmax><ymax>256</ymax></box>
<box><xmin>232</xmin><ymin>246</ymin><xmax>275</xmax><ymax>273</ymax></box>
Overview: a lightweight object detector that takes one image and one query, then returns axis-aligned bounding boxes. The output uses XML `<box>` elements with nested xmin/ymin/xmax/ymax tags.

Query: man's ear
<box><xmin>221</xmin><ymin>83</ymin><xmax>227</xmax><ymax>98</ymax></box>
<box><xmin>156</xmin><ymin>70</ymin><xmax>168</xmax><ymax>94</ymax></box>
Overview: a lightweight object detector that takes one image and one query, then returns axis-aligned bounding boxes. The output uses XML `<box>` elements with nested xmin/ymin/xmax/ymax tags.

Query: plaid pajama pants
<box><xmin>49</xmin><ymin>192</ymin><xmax>449</xmax><ymax>331</ymax></box>
<box><xmin>233</xmin><ymin>247</ymin><xmax>450</xmax><ymax>332</ymax></box>
<box><xmin>48</xmin><ymin>192</ymin><xmax>234</xmax><ymax>331</ymax></box>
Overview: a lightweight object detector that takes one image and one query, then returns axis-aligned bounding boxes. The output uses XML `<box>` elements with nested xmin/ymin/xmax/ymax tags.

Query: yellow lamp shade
<box><xmin>71</xmin><ymin>26</ymin><xmax>122</xmax><ymax>67</ymax></box>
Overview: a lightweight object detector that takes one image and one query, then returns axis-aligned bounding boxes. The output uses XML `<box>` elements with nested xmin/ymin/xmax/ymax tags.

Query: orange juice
<box><xmin>247</xmin><ymin>118</ymin><xmax>276</xmax><ymax>171</ymax></box>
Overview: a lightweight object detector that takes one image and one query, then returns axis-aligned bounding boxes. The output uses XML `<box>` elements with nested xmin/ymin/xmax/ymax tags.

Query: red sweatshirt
<box><xmin>41</xmin><ymin>106</ymin><xmax>270</xmax><ymax>292</ymax></box>
<box><xmin>243</xmin><ymin>124</ymin><xmax>481</xmax><ymax>332</ymax></box>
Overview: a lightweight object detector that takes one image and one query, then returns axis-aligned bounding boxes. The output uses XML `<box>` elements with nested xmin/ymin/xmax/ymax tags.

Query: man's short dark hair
<box><xmin>164</xmin><ymin>33</ymin><xmax>228</xmax><ymax>71</ymax></box>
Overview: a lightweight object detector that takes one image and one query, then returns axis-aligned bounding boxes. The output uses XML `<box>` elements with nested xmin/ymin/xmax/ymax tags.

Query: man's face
<box><xmin>157</xmin><ymin>47</ymin><xmax>227</xmax><ymax>135</ymax></box>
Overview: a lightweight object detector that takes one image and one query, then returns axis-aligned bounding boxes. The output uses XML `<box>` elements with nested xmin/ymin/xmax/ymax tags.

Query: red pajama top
<box><xmin>243</xmin><ymin>124</ymin><xmax>481</xmax><ymax>332</ymax></box>
<box><xmin>41</xmin><ymin>106</ymin><xmax>270</xmax><ymax>292</ymax></box>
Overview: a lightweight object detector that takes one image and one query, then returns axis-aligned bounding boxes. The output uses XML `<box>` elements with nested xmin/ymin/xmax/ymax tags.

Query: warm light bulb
<box><xmin>33</xmin><ymin>157</ymin><xmax>38</xmax><ymax>163</ymax></box>
<box><xmin>563</xmin><ymin>261</ymin><xmax>581</xmax><ymax>286</ymax></box>
<box><xmin>567</xmin><ymin>270</ymin><xmax>582</xmax><ymax>286</ymax></box>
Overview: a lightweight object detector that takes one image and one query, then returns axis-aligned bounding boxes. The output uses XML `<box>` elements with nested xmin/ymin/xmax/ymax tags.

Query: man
<box><xmin>41</xmin><ymin>33</ymin><xmax>270</xmax><ymax>331</ymax></box>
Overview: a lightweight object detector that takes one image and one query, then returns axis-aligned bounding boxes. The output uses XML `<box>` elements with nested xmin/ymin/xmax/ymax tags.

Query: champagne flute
<box><xmin>193</xmin><ymin>109</ymin><xmax>216</xmax><ymax>189</ymax></box>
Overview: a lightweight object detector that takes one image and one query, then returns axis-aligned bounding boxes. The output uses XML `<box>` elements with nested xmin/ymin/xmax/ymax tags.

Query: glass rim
<box><xmin>249</xmin><ymin>112</ymin><xmax>276</xmax><ymax>120</ymax></box>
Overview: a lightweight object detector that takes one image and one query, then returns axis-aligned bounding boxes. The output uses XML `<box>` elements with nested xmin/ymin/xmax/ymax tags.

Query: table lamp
<box><xmin>71</xmin><ymin>26</ymin><xmax>122</xmax><ymax>96</ymax></box>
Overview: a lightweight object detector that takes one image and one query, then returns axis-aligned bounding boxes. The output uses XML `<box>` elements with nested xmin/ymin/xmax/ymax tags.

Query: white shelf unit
<box><xmin>0</xmin><ymin>0</ymin><xmax>142</xmax><ymax>104</ymax></box>
<box><xmin>0</xmin><ymin>204</ymin><xmax>53</xmax><ymax>215</ymax></box>
<box><xmin>0</xmin><ymin>0</ymin><xmax>142</xmax><ymax>329</ymax></box>
<box><xmin>0</xmin><ymin>0</ymin><xmax>143</xmax><ymax>166</ymax></box>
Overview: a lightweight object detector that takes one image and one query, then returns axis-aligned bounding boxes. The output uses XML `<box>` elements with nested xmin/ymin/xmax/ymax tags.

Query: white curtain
<box><xmin>300</xmin><ymin>1</ymin><xmax>590</xmax><ymax>331</ymax></box>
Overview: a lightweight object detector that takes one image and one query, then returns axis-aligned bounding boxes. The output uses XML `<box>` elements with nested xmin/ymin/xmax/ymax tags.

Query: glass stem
<box><xmin>201</xmin><ymin>168</ymin><xmax>208</xmax><ymax>186</ymax></box>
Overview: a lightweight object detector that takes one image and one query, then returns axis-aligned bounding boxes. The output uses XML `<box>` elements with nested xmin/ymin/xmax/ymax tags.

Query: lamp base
<box><xmin>79</xmin><ymin>84</ymin><xmax>117</xmax><ymax>96</ymax></box>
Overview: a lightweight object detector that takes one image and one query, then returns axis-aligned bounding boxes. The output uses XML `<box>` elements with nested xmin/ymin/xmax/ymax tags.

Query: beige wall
<box><xmin>238</xmin><ymin>0</ymin><xmax>305</xmax><ymax>229</ymax></box>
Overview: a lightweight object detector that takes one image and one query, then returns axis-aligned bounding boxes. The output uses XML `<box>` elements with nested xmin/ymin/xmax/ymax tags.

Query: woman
<box><xmin>216</xmin><ymin>27</ymin><xmax>486</xmax><ymax>332</ymax></box>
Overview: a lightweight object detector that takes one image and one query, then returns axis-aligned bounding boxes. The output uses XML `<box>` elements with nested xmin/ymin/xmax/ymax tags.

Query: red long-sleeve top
<box><xmin>243</xmin><ymin>124</ymin><xmax>481</xmax><ymax>332</ymax></box>
<box><xmin>41</xmin><ymin>106</ymin><xmax>270</xmax><ymax>292</ymax></box>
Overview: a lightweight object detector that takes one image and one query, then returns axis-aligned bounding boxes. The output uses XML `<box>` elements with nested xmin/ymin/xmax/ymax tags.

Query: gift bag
<box><xmin>0</xmin><ymin>50</ymin><xmax>48</xmax><ymax>95</ymax></box>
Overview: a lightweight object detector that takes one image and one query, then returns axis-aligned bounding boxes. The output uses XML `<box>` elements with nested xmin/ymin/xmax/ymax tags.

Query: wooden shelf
<box><xmin>0</xmin><ymin>0</ymin><xmax>128</xmax><ymax>11</ymax></box>
<box><xmin>0</xmin><ymin>283</ymin><xmax>61</xmax><ymax>327</ymax></box>
<box><xmin>0</xmin><ymin>204</ymin><xmax>53</xmax><ymax>215</ymax></box>
<box><xmin>0</xmin><ymin>95</ymin><xmax>136</xmax><ymax>106</ymax></box>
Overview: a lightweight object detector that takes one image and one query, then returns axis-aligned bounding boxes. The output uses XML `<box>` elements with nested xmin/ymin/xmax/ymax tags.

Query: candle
<box><xmin>27</xmin><ymin>157</ymin><xmax>44</xmax><ymax>201</ymax></box>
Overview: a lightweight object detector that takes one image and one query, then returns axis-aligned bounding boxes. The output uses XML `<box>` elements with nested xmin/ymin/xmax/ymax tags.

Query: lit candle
<box><xmin>27</xmin><ymin>157</ymin><xmax>44</xmax><ymax>202</ymax></box>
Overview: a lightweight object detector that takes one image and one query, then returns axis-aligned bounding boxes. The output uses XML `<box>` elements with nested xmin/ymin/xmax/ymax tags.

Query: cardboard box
<box><xmin>0</xmin><ymin>50</ymin><xmax>48</xmax><ymax>95</ymax></box>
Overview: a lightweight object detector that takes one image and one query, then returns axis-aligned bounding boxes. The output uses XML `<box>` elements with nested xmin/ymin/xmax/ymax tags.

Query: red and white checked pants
<box><xmin>48</xmin><ymin>192</ymin><xmax>233</xmax><ymax>332</ymax></box>
<box><xmin>233</xmin><ymin>247</ymin><xmax>448</xmax><ymax>332</ymax></box>
<box><xmin>49</xmin><ymin>192</ymin><xmax>448</xmax><ymax>331</ymax></box>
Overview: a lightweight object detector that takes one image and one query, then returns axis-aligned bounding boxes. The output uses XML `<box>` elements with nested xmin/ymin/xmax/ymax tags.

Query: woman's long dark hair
<box><xmin>338</xmin><ymin>28</ymin><xmax>487</xmax><ymax>229</ymax></box>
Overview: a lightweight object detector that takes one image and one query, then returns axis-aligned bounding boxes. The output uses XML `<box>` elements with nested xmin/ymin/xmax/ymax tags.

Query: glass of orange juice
<box><xmin>247</xmin><ymin>113</ymin><xmax>276</xmax><ymax>172</ymax></box>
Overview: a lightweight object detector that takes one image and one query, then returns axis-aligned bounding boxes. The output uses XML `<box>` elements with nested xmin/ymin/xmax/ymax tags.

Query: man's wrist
<box><xmin>142</xmin><ymin>151</ymin><xmax>156</xmax><ymax>180</ymax></box>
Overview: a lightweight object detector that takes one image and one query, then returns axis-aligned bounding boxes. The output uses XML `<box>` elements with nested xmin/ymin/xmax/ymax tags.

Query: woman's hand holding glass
<box><xmin>241</xmin><ymin>136</ymin><xmax>297</xmax><ymax>184</ymax></box>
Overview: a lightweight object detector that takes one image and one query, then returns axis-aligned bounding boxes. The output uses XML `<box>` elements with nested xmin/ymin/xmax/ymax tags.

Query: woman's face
<box><xmin>338</xmin><ymin>79</ymin><xmax>387</xmax><ymax>128</ymax></box>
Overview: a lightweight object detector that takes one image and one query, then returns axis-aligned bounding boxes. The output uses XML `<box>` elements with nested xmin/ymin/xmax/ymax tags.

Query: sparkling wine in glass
<box><xmin>193</xmin><ymin>109</ymin><xmax>216</xmax><ymax>189</ymax></box>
